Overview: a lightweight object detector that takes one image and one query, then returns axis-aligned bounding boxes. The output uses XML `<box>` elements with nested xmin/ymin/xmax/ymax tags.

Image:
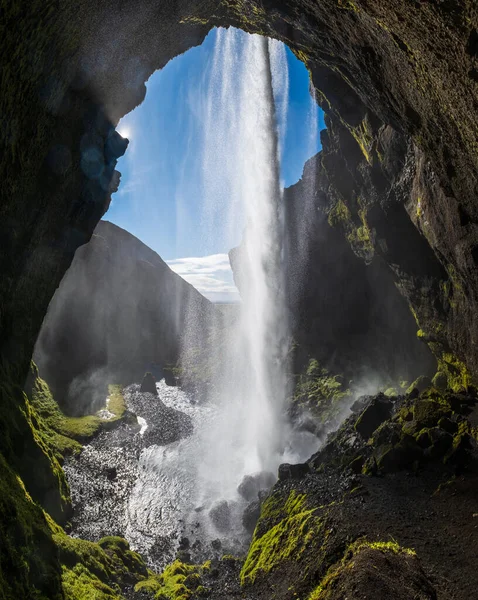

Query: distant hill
<box><xmin>34</xmin><ymin>221</ymin><xmax>213</xmax><ymax>415</ymax></box>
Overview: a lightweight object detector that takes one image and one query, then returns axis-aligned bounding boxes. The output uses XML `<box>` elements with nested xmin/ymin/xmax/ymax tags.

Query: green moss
<box><xmin>135</xmin><ymin>559</ymin><xmax>210</xmax><ymax>600</ymax></box>
<box><xmin>406</xmin><ymin>376</ymin><xmax>432</xmax><ymax>395</ymax></box>
<box><xmin>241</xmin><ymin>491</ymin><xmax>322</xmax><ymax>585</ymax></box>
<box><xmin>308</xmin><ymin>539</ymin><xmax>416</xmax><ymax>599</ymax></box>
<box><xmin>55</xmin><ymin>531</ymin><xmax>148</xmax><ymax>600</ymax></box>
<box><xmin>0</xmin><ymin>452</ymin><xmax>63</xmax><ymax>599</ymax></box>
<box><xmin>327</xmin><ymin>199</ymin><xmax>351</xmax><ymax>227</ymax></box>
<box><xmin>383</xmin><ymin>388</ymin><xmax>398</xmax><ymax>397</ymax></box>
<box><xmin>436</xmin><ymin>352</ymin><xmax>472</xmax><ymax>392</ymax></box>
<box><xmin>293</xmin><ymin>359</ymin><xmax>350</xmax><ymax>423</ymax></box>
<box><xmin>431</xmin><ymin>371</ymin><xmax>448</xmax><ymax>391</ymax></box>
<box><xmin>350</xmin><ymin>119</ymin><xmax>373</xmax><ymax>164</ymax></box>
<box><xmin>30</xmin><ymin>366</ymin><xmax>126</xmax><ymax>452</ymax></box>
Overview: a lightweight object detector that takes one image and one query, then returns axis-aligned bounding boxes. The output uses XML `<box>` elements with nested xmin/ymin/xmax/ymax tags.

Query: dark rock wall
<box><xmin>1</xmin><ymin>0</ymin><xmax>477</xmax><ymax>393</ymax></box>
<box><xmin>33</xmin><ymin>220</ymin><xmax>212</xmax><ymax>414</ymax></box>
<box><xmin>230</xmin><ymin>153</ymin><xmax>436</xmax><ymax>383</ymax></box>
<box><xmin>283</xmin><ymin>153</ymin><xmax>436</xmax><ymax>382</ymax></box>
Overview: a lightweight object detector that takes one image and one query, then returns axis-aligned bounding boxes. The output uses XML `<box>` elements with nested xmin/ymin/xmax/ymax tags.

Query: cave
<box><xmin>1</xmin><ymin>1</ymin><xmax>478</xmax><ymax>599</ymax></box>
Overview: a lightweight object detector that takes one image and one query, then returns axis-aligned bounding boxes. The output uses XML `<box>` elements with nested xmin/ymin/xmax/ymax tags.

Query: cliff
<box><xmin>231</xmin><ymin>153</ymin><xmax>436</xmax><ymax>385</ymax></box>
<box><xmin>34</xmin><ymin>220</ymin><xmax>212</xmax><ymax>414</ymax></box>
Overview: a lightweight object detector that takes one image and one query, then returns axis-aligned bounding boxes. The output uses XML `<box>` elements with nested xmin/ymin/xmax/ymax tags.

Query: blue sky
<box><xmin>106</xmin><ymin>28</ymin><xmax>325</xmax><ymax>302</ymax></box>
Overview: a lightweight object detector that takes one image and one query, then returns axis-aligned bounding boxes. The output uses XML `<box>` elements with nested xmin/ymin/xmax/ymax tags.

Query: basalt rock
<box><xmin>354</xmin><ymin>394</ymin><xmax>394</xmax><ymax>440</ymax></box>
<box><xmin>237</xmin><ymin>471</ymin><xmax>276</xmax><ymax>502</ymax></box>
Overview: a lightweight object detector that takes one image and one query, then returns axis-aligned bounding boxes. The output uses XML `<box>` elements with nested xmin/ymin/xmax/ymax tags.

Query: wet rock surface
<box><xmin>125</xmin><ymin>385</ymin><xmax>193</xmax><ymax>446</ymax></box>
<box><xmin>235</xmin><ymin>386</ymin><xmax>478</xmax><ymax>600</ymax></box>
<box><xmin>64</xmin><ymin>382</ymin><xmax>194</xmax><ymax>563</ymax></box>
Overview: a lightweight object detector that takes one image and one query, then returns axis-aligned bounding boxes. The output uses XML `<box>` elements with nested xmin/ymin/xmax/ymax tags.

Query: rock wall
<box><xmin>1</xmin><ymin>0</ymin><xmax>477</xmax><ymax>392</ymax></box>
<box><xmin>33</xmin><ymin>220</ymin><xmax>212</xmax><ymax>414</ymax></box>
<box><xmin>1</xmin><ymin>3</ymin><xmax>478</xmax><ymax>598</ymax></box>
<box><xmin>230</xmin><ymin>153</ymin><xmax>436</xmax><ymax>384</ymax></box>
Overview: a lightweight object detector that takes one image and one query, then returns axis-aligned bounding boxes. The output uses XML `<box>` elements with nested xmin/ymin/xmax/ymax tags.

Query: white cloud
<box><xmin>167</xmin><ymin>254</ymin><xmax>240</xmax><ymax>303</ymax></box>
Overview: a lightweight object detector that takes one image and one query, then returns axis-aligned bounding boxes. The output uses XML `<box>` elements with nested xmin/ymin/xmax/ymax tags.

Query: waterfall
<box><xmin>198</xmin><ymin>29</ymin><xmax>291</xmax><ymax>489</ymax></box>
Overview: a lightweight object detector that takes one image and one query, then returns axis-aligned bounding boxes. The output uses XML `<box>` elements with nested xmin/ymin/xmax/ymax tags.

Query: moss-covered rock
<box><xmin>241</xmin><ymin>490</ymin><xmax>323</xmax><ymax>587</ymax></box>
<box><xmin>307</xmin><ymin>539</ymin><xmax>436</xmax><ymax>600</ymax></box>
<box><xmin>135</xmin><ymin>559</ymin><xmax>211</xmax><ymax>600</ymax></box>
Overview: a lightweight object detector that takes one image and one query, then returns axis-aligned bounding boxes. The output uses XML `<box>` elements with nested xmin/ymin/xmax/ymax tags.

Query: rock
<box><xmin>406</xmin><ymin>376</ymin><xmax>432</xmax><ymax>395</ymax></box>
<box><xmin>416</xmin><ymin>430</ymin><xmax>431</xmax><ymax>449</ymax></box>
<box><xmin>373</xmin><ymin>422</ymin><xmax>402</xmax><ymax>446</ymax></box>
<box><xmin>311</xmin><ymin>542</ymin><xmax>437</xmax><ymax>600</ymax></box>
<box><xmin>105</xmin><ymin>466</ymin><xmax>117</xmax><ymax>480</ymax></box>
<box><xmin>413</xmin><ymin>399</ymin><xmax>450</xmax><ymax>428</ymax></box>
<box><xmin>347</xmin><ymin>455</ymin><xmax>365</xmax><ymax>474</ymax></box>
<box><xmin>432</xmin><ymin>371</ymin><xmax>448</xmax><ymax>390</ymax></box>
<box><xmin>278</xmin><ymin>462</ymin><xmax>311</xmax><ymax>481</ymax></box>
<box><xmin>375</xmin><ymin>435</ymin><xmax>422</xmax><ymax>473</ymax></box>
<box><xmin>425</xmin><ymin>428</ymin><xmax>453</xmax><ymax>459</ymax></box>
<box><xmin>178</xmin><ymin>537</ymin><xmax>190</xmax><ymax>551</ymax></box>
<box><xmin>209</xmin><ymin>501</ymin><xmax>231</xmax><ymax>532</ymax></box>
<box><xmin>104</xmin><ymin>129</ymin><xmax>129</xmax><ymax>163</ymax></box>
<box><xmin>140</xmin><ymin>372</ymin><xmax>158</xmax><ymax>395</ymax></box>
<box><xmin>242</xmin><ymin>500</ymin><xmax>261</xmax><ymax>533</ymax></box>
<box><xmin>237</xmin><ymin>471</ymin><xmax>276</xmax><ymax>502</ymax></box>
<box><xmin>437</xmin><ymin>417</ymin><xmax>458</xmax><ymax>434</ymax></box>
<box><xmin>350</xmin><ymin>395</ymin><xmax>372</xmax><ymax>414</ymax></box>
<box><xmin>354</xmin><ymin>394</ymin><xmax>393</xmax><ymax>440</ymax></box>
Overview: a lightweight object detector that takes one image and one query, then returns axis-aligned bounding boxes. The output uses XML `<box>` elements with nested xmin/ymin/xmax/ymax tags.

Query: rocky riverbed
<box><xmin>64</xmin><ymin>381</ymin><xmax>197</xmax><ymax>568</ymax></box>
<box><xmin>64</xmin><ymin>380</ymin><xmax>291</xmax><ymax>570</ymax></box>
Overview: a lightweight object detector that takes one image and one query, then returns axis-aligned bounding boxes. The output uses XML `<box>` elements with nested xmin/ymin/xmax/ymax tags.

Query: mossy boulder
<box><xmin>240</xmin><ymin>491</ymin><xmax>323</xmax><ymax>587</ymax></box>
<box><xmin>135</xmin><ymin>559</ymin><xmax>210</xmax><ymax>600</ymax></box>
<box><xmin>406</xmin><ymin>376</ymin><xmax>433</xmax><ymax>395</ymax></box>
<box><xmin>374</xmin><ymin>435</ymin><xmax>422</xmax><ymax>473</ymax></box>
<box><xmin>432</xmin><ymin>371</ymin><xmax>448</xmax><ymax>391</ymax></box>
<box><xmin>308</xmin><ymin>540</ymin><xmax>436</xmax><ymax>600</ymax></box>
<box><xmin>354</xmin><ymin>394</ymin><xmax>393</xmax><ymax>440</ymax></box>
<box><xmin>413</xmin><ymin>399</ymin><xmax>451</xmax><ymax>428</ymax></box>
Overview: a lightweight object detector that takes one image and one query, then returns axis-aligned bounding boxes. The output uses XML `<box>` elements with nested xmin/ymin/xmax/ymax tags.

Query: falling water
<box><xmin>198</xmin><ymin>29</ymin><xmax>292</xmax><ymax>484</ymax></box>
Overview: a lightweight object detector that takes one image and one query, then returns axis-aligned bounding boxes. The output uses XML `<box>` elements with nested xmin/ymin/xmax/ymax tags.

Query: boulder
<box><xmin>375</xmin><ymin>436</ymin><xmax>422</xmax><ymax>473</ymax></box>
<box><xmin>237</xmin><ymin>471</ymin><xmax>276</xmax><ymax>502</ymax></box>
<box><xmin>354</xmin><ymin>394</ymin><xmax>393</xmax><ymax>440</ymax></box>
<box><xmin>209</xmin><ymin>501</ymin><xmax>231</xmax><ymax>532</ymax></box>
<box><xmin>140</xmin><ymin>372</ymin><xmax>158</xmax><ymax>395</ymax></box>
<box><xmin>242</xmin><ymin>500</ymin><xmax>261</xmax><ymax>534</ymax></box>
<box><xmin>278</xmin><ymin>462</ymin><xmax>311</xmax><ymax>481</ymax></box>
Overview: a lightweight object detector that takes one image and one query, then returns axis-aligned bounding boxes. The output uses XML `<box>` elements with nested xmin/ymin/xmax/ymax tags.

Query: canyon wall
<box><xmin>33</xmin><ymin>220</ymin><xmax>212</xmax><ymax>414</ymax></box>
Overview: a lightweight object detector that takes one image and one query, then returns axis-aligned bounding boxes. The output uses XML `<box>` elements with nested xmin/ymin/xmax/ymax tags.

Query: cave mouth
<box><xmin>31</xmin><ymin>25</ymin><xmax>439</xmax><ymax>569</ymax></box>
<box><xmin>33</xmin><ymin>27</ymin><xmax>330</xmax><ymax>568</ymax></box>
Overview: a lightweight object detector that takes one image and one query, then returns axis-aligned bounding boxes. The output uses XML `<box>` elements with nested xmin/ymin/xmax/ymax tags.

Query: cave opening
<box><xmin>31</xmin><ymin>24</ymin><xmax>439</xmax><ymax>572</ymax></box>
<box><xmin>33</xmin><ymin>27</ymin><xmax>331</xmax><ymax>568</ymax></box>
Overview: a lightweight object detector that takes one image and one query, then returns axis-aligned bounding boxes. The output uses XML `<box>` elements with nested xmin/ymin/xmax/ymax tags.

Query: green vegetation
<box><xmin>308</xmin><ymin>539</ymin><xmax>416</xmax><ymax>599</ymax></box>
<box><xmin>135</xmin><ymin>559</ymin><xmax>210</xmax><ymax>600</ymax></box>
<box><xmin>327</xmin><ymin>199</ymin><xmax>351</xmax><ymax>227</ymax></box>
<box><xmin>293</xmin><ymin>359</ymin><xmax>351</xmax><ymax>423</ymax></box>
<box><xmin>0</xmin><ymin>363</ymin><xmax>154</xmax><ymax>600</ymax></box>
<box><xmin>241</xmin><ymin>491</ymin><xmax>322</xmax><ymax>585</ymax></box>
<box><xmin>350</xmin><ymin>118</ymin><xmax>374</xmax><ymax>164</ymax></box>
<box><xmin>56</xmin><ymin>534</ymin><xmax>148</xmax><ymax>599</ymax></box>
<box><xmin>30</xmin><ymin>364</ymin><xmax>126</xmax><ymax>454</ymax></box>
